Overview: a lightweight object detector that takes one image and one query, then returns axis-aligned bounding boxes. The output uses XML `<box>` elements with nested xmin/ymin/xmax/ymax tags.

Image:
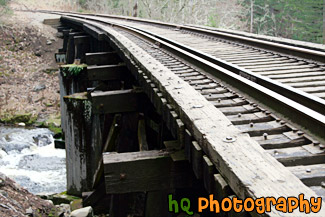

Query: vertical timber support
<box><xmin>64</xmin><ymin>92</ymin><xmax>104</xmax><ymax>195</ymax></box>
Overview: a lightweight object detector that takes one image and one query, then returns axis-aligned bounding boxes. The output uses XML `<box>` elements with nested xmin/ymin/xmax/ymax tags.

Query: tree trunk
<box><xmin>323</xmin><ymin>0</ymin><xmax>325</xmax><ymax>44</ymax></box>
<box><xmin>250</xmin><ymin>0</ymin><xmax>254</xmax><ymax>33</ymax></box>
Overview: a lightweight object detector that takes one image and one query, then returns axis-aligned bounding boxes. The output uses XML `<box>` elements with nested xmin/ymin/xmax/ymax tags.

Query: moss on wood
<box><xmin>60</xmin><ymin>64</ymin><xmax>87</xmax><ymax>77</ymax></box>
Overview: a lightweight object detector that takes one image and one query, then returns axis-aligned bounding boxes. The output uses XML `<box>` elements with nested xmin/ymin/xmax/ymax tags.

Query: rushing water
<box><xmin>0</xmin><ymin>126</ymin><xmax>66</xmax><ymax>194</ymax></box>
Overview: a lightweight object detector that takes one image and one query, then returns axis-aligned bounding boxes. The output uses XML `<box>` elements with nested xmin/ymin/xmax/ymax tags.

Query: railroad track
<box><xmin>29</xmin><ymin>10</ymin><xmax>325</xmax><ymax>216</ymax></box>
<box><xmin>40</xmin><ymin>11</ymin><xmax>325</xmax><ymax>116</ymax></box>
<box><xmin>91</xmin><ymin>14</ymin><xmax>325</xmax><ymax>99</ymax></box>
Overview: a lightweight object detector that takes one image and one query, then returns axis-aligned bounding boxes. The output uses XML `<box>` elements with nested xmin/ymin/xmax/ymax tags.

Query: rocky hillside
<box><xmin>0</xmin><ymin>172</ymin><xmax>55</xmax><ymax>216</ymax></box>
<box><xmin>0</xmin><ymin>11</ymin><xmax>62</xmax><ymax>126</ymax></box>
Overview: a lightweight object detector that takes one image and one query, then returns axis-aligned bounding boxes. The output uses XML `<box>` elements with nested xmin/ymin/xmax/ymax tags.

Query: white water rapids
<box><xmin>0</xmin><ymin>126</ymin><xmax>66</xmax><ymax>194</ymax></box>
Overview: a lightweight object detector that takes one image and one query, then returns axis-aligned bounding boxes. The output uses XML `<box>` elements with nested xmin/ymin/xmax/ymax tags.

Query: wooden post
<box><xmin>74</xmin><ymin>35</ymin><xmax>90</xmax><ymax>63</ymax></box>
<box><xmin>64</xmin><ymin>92</ymin><xmax>104</xmax><ymax>195</ymax></box>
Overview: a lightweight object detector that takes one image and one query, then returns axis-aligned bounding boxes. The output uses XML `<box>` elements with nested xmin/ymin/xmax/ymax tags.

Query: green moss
<box><xmin>63</xmin><ymin>92</ymin><xmax>87</xmax><ymax>101</ymax></box>
<box><xmin>0</xmin><ymin>113</ymin><xmax>37</xmax><ymax>125</ymax></box>
<box><xmin>26</xmin><ymin>115</ymin><xmax>38</xmax><ymax>126</ymax></box>
<box><xmin>70</xmin><ymin>199</ymin><xmax>83</xmax><ymax>211</ymax></box>
<box><xmin>58</xmin><ymin>191</ymin><xmax>80</xmax><ymax>200</ymax></box>
<box><xmin>43</xmin><ymin>68</ymin><xmax>58</xmax><ymax>75</ymax></box>
<box><xmin>48</xmin><ymin>124</ymin><xmax>62</xmax><ymax>136</ymax></box>
<box><xmin>47</xmin><ymin>191</ymin><xmax>81</xmax><ymax>205</ymax></box>
<box><xmin>61</xmin><ymin>64</ymin><xmax>87</xmax><ymax>77</ymax></box>
<box><xmin>44</xmin><ymin>115</ymin><xmax>62</xmax><ymax>138</ymax></box>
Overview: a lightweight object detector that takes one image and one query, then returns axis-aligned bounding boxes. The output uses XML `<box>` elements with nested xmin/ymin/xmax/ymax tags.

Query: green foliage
<box><xmin>242</xmin><ymin>0</ymin><xmax>324</xmax><ymax>43</ymax></box>
<box><xmin>208</xmin><ymin>14</ymin><xmax>217</xmax><ymax>27</ymax></box>
<box><xmin>78</xmin><ymin>0</ymin><xmax>86</xmax><ymax>7</ymax></box>
<box><xmin>0</xmin><ymin>0</ymin><xmax>11</xmax><ymax>17</ymax></box>
<box><xmin>0</xmin><ymin>113</ymin><xmax>37</xmax><ymax>125</ymax></box>
<box><xmin>112</xmin><ymin>0</ymin><xmax>120</xmax><ymax>8</ymax></box>
<box><xmin>61</xmin><ymin>64</ymin><xmax>87</xmax><ymax>77</ymax></box>
<box><xmin>68</xmin><ymin>65</ymin><xmax>84</xmax><ymax>76</ymax></box>
<box><xmin>0</xmin><ymin>0</ymin><xmax>9</xmax><ymax>7</ymax></box>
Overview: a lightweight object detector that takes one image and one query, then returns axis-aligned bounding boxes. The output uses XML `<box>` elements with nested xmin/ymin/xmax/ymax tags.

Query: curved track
<box><xmin>30</xmin><ymin>10</ymin><xmax>325</xmax><ymax>215</ymax></box>
<box><xmin>39</xmin><ymin>10</ymin><xmax>325</xmax><ymax>116</ymax></box>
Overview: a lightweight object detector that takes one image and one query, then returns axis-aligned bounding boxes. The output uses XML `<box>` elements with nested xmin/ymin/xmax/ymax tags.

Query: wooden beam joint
<box><xmin>91</xmin><ymin>88</ymin><xmax>144</xmax><ymax>114</ymax></box>
<box><xmin>103</xmin><ymin>150</ymin><xmax>193</xmax><ymax>194</ymax></box>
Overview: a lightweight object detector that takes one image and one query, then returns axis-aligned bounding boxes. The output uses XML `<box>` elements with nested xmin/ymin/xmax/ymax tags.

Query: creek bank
<box><xmin>0</xmin><ymin>172</ymin><xmax>55</xmax><ymax>217</ymax></box>
<box><xmin>0</xmin><ymin>171</ymin><xmax>102</xmax><ymax>217</ymax></box>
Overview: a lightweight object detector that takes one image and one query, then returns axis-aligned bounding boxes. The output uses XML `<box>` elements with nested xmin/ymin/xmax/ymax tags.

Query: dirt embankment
<box><xmin>0</xmin><ymin>5</ymin><xmax>69</xmax><ymax>217</ymax></box>
<box><xmin>0</xmin><ymin>172</ymin><xmax>55</xmax><ymax>217</ymax></box>
<box><xmin>0</xmin><ymin>9</ymin><xmax>62</xmax><ymax>126</ymax></box>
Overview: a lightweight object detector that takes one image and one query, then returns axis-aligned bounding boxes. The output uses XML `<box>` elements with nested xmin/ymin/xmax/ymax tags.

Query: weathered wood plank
<box><xmin>66</xmin><ymin>32</ymin><xmax>85</xmax><ymax>64</ymax></box>
<box><xmin>267</xmin><ymin>145</ymin><xmax>325</xmax><ymax>166</ymax></box>
<box><xmin>83</xmin><ymin>23</ymin><xmax>105</xmax><ymax>41</ymax></box>
<box><xmin>103</xmin><ymin>150</ymin><xmax>193</xmax><ymax>193</ymax></box>
<box><xmin>213</xmin><ymin>174</ymin><xmax>233</xmax><ymax>201</ymax></box>
<box><xmin>138</xmin><ymin>115</ymin><xmax>149</xmax><ymax>151</ymax></box>
<box><xmin>74</xmin><ymin>35</ymin><xmax>90</xmax><ymax>45</ymax></box>
<box><xmin>176</xmin><ymin>119</ymin><xmax>185</xmax><ymax>148</ymax></box>
<box><xmin>83</xmin><ymin>182</ymin><xmax>107</xmax><ymax>207</ymax></box>
<box><xmin>184</xmin><ymin>129</ymin><xmax>192</xmax><ymax>161</ymax></box>
<box><xmin>191</xmin><ymin>141</ymin><xmax>202</xmax><ymax>179</ymax></box>
<box><xmin>87</xmin><ymin>64</ymin><xmax>127</xmax><ymax>81</ymax></box>
<box><xmin>92</xmin><ymin>115</ymin><xmax>120</xmax><ymax>189</ymax></box>
<box><xmin>43</xmin><ymin>18</ymin><xmax>60</xmax><ymax>26</ymax></box>
<box><xmin>85</xmin><ymin>52</ymin><xmax>120</xmax><ymax>65</ymax></box>
<box><xmin>91</xmin><ymin>89</ymin><xmax>143</xmax><ymax>114</ymax></box>
<box><xmin>213</xmin><ymin>174</ymin><xmax>233</xmax><ymax>217</ymax></box>
<box><xmin>203</xmin><ymin>155</ymin><xmax>214</xmax><ymax>193</ymax></box>
<box><xmin>252</xmin><ymin>131</ymin><xmax>308</xmax><ymax>149</ymax></box>
<box><xmin>63</xmin><ymin>91</ymin><xmax>103</xmax><ymax>195</ymax></box>
<box><xmin>288</xmin><ymin>164</ymin><xmax>325</xmax><ymax>186</ymax></box>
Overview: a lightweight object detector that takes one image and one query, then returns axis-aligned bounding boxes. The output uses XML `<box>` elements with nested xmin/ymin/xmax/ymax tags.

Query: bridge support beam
<box><xmin>85</xmin><ymin>52</ymin><xmax>121</xmax><ymax>65</ymax></box>
<box><xmin>87</xmin><ymin>64</ymin><xmax>127</xmax><ymax>81</ymax></box>
<box><xmin>91</xmin><ymin>89</ymin><xmax>143</xmax><ymax>114</ymax></box>
<box><xmin>103</xmin><ymin>150</ymin><xmax>193</xmax><ymax>194</ymax></box>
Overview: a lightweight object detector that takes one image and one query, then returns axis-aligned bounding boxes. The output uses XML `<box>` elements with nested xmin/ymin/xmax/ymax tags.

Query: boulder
<box><xmin>18</xmin><ymin>122</ymin><xmax>26</xmax><ymax>127</ymax></box>
<box><xmin>70</xmin><ymin>206</ymin><xmax>93</xmax><ymax>217</ymax></box>
<box><xmin>56</xmin><ymin>203</ymin><xmax>71</xmax><ymax>216</ymax></box>
<box><xmin>33</xmin><ymin>84</ymin><xmax>46</xmax><ymax>92</ymax></box>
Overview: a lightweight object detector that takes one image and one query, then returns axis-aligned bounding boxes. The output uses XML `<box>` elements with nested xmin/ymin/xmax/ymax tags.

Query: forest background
<box><xmin>1</xmin><ymin>0</ymin><xmax>325</xmax><ymax>44</ymax></box>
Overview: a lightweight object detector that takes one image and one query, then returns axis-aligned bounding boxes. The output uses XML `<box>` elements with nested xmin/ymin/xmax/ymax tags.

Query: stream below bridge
<box><xmin>0</xmin><ymin>126</ymin><xmax>66</xmax><ymax>194</ymax></box>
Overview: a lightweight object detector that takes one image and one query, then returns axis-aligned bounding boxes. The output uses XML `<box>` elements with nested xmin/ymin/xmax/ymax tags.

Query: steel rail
<box><xmin>185</xmin><ymin>25</ymin><xmax>325</xmax><ymax>52</ymax></box>
<box><xmin>53</xmin><ymin>13</ymin><xmax>325</xmax><ymax>140</ymax></box>
<box><xmin>34</xmin><ymin>10</ymin><xmax>325</xmax><ymax>116</ymax></box>
<box><xmin>38</xmin><ymin>10</ymin><xmax>325</xmax><ymax>62</ymax></box>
